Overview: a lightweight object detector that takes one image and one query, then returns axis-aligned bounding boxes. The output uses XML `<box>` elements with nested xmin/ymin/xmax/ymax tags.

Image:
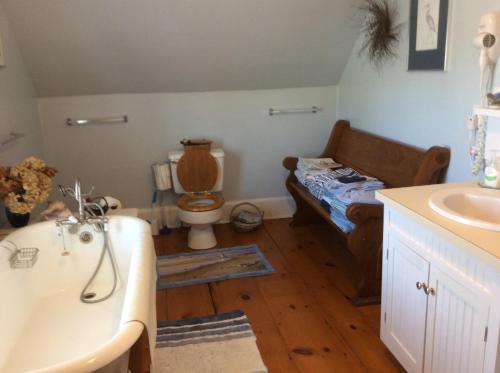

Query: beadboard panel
<box><xmin>383</xmin><ymin>235</ymin><xmax>430</xmax><ymax>372</ymax></box>
<box><xmin>424</xmin><ymin>266</ymin><xmax>489</xmax><ymax>373</ymax></box>
<box><xmin>387</xmin><ymin>208</ymin><xmax>499</xmax><ymax>297</ymax></box>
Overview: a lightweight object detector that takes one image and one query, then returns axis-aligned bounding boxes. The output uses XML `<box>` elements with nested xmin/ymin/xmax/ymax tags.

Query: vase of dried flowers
<box><xmin>0</xmin><ymin>157</ymin><xmax>58</xmax><ymax>228</ymax></box>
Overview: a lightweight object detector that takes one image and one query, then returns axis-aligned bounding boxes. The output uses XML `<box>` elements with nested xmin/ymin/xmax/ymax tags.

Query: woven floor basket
<box><xmin>229</xmin><ymin>202</ymin><xmax>264</xmax><ymax>232</ymax></box>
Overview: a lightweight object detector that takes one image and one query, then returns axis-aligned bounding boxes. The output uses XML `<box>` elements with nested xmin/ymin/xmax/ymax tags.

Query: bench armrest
<box><xmin>283</xmin><ymin>157</ymin><xmax>299</xmax><ymax>171</ymax></box>
<box><xmin>346</xmin><ymin>203</ymin><xmax>383</xmax><ymax>225</ymax></box>
<box><xmin>413</xmin><ymin>146</ymin><xmax>451</xmax><ymax>185</ymax></box>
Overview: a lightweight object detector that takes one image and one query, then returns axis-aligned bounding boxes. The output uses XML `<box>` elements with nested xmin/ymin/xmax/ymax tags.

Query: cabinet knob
<box><xmin>423</xmin><ymin>286</ymin><xmax>436</xmax><ymax>296</ymax></box>
<box><xmin>416</xmin><ymin>282</ymin><xmax>435</xmax><ymax>295</ymax></box>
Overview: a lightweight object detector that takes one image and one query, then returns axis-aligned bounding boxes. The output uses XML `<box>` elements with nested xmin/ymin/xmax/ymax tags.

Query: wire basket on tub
<box><xmin>229</xmin><ymin>202</ymin><xmax>264</xmax><ymax>232</ymax></box>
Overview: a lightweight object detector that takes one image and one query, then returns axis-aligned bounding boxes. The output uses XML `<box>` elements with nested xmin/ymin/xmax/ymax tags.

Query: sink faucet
<box><xmin>57</xmin><ymin>179</ymin><xmax>108</xmax><ymax>231</ymax></box>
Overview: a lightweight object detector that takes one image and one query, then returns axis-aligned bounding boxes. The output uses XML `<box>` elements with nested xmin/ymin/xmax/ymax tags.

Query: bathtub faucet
<box><xmin>73</xmin><ymin>178</ymin><xmax>85</xmax><ymax>219</ymax></box>
<box><xmin>57</xmin><ymin>179</ymin><xmax>108</xmax><ymax>231</ymax></box>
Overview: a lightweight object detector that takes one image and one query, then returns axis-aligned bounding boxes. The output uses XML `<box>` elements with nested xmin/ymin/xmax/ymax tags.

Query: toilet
<box><xmin>168</xmin><ymin>148</ymin><xmax>225</xmax><ymax>250</ymax></box>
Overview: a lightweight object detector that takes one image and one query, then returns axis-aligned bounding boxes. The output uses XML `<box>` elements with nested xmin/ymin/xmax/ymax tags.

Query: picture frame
<box><xmin>0</xmin><ymin>33</ymin><xmax>4</xmax><ymax>67</ymax></box>
<box><xmin>408</xmin><ymin>0</ymin><xmax>450</xmax><ymax>71</ymax></box>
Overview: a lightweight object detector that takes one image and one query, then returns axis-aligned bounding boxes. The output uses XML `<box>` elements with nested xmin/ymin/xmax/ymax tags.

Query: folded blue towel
<box><xmin>322</xmin><ymin>196</ymin><xmax>355</xmax><ymax>233</ymax></box>
<box><xmin>330</xmin><ymin>207</ymin><xmax>355</xmax><ymax>233</ymax></box>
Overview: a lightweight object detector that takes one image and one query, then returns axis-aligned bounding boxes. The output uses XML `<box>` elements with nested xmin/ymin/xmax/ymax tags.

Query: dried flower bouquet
<box><xmin>0</xmin><ymin>157</ymin><xmax>58</xmax><ymax>214</ymax></box>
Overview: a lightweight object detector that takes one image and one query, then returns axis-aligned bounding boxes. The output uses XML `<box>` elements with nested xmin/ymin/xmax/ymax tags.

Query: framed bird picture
<box><xmin>408</xmin><ymin>0</ymin><xmax>450</xmax><ymax>71</ymax></box>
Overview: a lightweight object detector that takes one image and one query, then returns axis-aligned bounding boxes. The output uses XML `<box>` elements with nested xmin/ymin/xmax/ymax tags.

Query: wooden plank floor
<box><xmin>155</xmin><ymin>219</ymin><xmax>403</xmax><ymax>373</ymax></box>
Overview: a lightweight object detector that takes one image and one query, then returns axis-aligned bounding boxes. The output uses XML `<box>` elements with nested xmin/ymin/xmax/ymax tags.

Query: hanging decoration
<box><xmin>358</xmin><ymin>0</ymin><xmax>404</xmax><ymax>68</ymax></box>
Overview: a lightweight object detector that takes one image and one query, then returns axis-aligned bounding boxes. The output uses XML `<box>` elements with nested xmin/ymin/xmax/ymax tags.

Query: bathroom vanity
<box><xmin>376</xmin><ymin>183</ymin><xmax>500</xmax><ymax>373</ymax></box>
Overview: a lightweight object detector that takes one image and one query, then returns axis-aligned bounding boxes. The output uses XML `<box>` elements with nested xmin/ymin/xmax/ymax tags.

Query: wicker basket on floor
<box><xmin>230</xmin><ymin>202</ymin><xmax>264</xmax><ymax>232</ymax></box>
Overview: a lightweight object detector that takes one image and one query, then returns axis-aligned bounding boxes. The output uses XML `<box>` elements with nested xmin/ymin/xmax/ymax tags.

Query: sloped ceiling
<box><xmin>2</xmin><ymin>0</ymin><xmax>361</xmax><ymax>97</ymax></box>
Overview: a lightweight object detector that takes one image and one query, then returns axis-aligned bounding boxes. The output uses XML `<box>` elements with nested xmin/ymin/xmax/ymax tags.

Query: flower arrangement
<box><xmin>0</xmin><ymin>157</ymin><xmax>58</xmax><ymax>214</ymax></box>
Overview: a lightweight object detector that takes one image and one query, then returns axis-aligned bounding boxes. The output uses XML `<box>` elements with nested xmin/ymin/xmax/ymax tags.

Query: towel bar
<box><xmin>66</xmin><ymin>115</ymin><xmax>128</xmax><ymax>126</ymax></box>
<box><xmin>268</xmin><ymin>106</ymin><xmax>319</xmax><ymax>116</ymax></box>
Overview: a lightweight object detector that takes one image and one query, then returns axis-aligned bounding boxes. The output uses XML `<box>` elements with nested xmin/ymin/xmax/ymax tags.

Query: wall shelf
<box><xmin>474</xmin><ymin>106</ymin><xmax>500</xmax><ymax>118</ymax></box>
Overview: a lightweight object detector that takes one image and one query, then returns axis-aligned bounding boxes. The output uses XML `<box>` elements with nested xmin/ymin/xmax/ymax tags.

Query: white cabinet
<box><xmin>381</xmin><ymin>208</ymin><xmax>499</xmax><ymax>373</ymax></box>
<box><xmin>424</xmin><ymin>266</ymin><xmax>490</xmax><ymax>373</ymax></box>
<box><xmin>384</xmin><ymin>237</ymin><xmax>429</xmax><ymax>372</ymax></box>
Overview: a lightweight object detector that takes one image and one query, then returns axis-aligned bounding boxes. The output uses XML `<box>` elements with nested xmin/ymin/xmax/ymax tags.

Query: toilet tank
<box><xmin>168</xmin><ymin>148</ymin><xmax>224</xmax><ymax>194</ymax></box>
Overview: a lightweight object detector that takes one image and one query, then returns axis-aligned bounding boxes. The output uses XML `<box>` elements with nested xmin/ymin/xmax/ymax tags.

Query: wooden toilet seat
<box><xmin>177</xmin><ymin>193</ymin><xmax>225</xmax><ymax>212</ymax></box>
<box><xmin>176</xmin><ymin>149</ymin><xmax>224</xmax><ymax>212</ymax></box>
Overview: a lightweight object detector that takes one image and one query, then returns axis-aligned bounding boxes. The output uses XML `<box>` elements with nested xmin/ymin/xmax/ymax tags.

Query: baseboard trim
<box><xmin>138</xmin><ymin>196</ymin><xmax>296</xmax><ymax>228</ymax></box>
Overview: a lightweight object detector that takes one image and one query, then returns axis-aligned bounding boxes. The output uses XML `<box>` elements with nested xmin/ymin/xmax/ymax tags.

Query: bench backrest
<box><xmin>322</xmin><ymin>121</ymin><xmax>450</xmax><ymax>188</ymax></box>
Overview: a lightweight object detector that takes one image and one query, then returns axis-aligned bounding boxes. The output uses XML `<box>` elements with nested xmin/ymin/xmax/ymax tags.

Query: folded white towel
<box><xmin>297</xmin><ymin>157</ymin><xmax>342</xmax><ymax>171</ymax></box>
<box><xmin>336</xmin><ymin>189</ymin><xmax>383</xmax><ymax>205</ymax></box>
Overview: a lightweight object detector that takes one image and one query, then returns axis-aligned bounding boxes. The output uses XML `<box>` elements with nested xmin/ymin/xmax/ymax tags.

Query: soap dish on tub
<box><xmin>1</xmin><ymin>240</ymin><xmax>39</xmax><ymax>269</ymax></box>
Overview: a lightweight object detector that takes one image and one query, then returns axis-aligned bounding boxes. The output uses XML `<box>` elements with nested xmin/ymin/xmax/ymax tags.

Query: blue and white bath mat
<box><xmin>156</xmin><ymin>244</ymin><xmax>274</xmax><ymax>289</ymax></box>
<box><xmin>155</xmin><ymin>310</ymin><xmax>268</xmax><ymax>372</ymax></box>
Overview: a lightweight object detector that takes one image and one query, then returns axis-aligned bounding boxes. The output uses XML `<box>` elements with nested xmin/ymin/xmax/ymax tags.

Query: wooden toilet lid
<box><xmin>177</xmin><ymin>149</ymin><xmax>218</xmax><ymax>192</ymax></box>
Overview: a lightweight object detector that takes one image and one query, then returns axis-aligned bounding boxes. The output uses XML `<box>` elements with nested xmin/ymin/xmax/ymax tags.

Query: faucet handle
<box><xmin>58</xmin><ymin>184</ymin><xmax>67</xmax><ymax>197</ymax></box>
<box><xmin>58</xmin><ymin>184</ymin><xmax>75</xmax><ymax>198</ymax></box>
<box><xmin>81</xmin><ymin>186</ymin><xmax>95</xmax><ymax>198</ymax></box>
<box><xmin>74</xmin><ymin>178</ymin><xmax>94</xmax><ymax>198</ymax></box>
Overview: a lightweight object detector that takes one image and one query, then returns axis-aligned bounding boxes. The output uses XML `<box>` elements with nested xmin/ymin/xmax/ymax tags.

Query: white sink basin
<box><xmin>429</xmin><ymin>187</ymin><xmax>500</xmax><ymax>231</ymax></box>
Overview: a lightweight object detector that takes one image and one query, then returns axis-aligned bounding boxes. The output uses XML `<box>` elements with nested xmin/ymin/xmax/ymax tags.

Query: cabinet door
<box><xmin>424</xmin><ymin>266</ymin><xmax>490</xmax><ymax>373</ymax></box>
<box><xmin>382</xmin><ymin>236</ymin><xmax>430</xmax><ymax>373</ymax></box>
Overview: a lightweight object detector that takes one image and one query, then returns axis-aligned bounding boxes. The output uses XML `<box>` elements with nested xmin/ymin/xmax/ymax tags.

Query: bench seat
<box><xmin>283</xmin><ymin>120</ymin><xmax>450</xmax><ymax>305</ymax></box>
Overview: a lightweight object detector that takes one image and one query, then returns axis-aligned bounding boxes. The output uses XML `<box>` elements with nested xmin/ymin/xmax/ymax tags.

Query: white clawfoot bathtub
<box><xmin>0</xmin><ymin>216</ymin><xmax>156</xmax><ymax>373</ymax></box>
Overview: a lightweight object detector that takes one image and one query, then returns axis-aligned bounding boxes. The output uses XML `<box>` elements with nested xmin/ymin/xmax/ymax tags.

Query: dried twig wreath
<box><xmin>358</xmin><ymin>0</ymin><xmax>404</xmax><ymax>68</ymax></box>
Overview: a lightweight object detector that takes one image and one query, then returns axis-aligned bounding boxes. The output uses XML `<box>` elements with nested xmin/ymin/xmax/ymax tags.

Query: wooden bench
<box><xmin>283</xmin><ymin>120</ymin><xmax>450</xmax><ymax>306</ymax></box>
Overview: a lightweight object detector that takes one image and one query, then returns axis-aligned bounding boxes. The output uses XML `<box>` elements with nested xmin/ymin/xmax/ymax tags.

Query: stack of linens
<box><xmin>294</xmin><ymin>157</ymin><xmax>350</xmax><ymax>199</ymax></box>
<box><xmin>321</xmin><ymin>175</ymin><xmax>384</xmax><ymax>233</ymax></box>
<box><xmin>295</xmin><ymin>157</ymin><xmax>342</xmax><ymax>185</ymax></box>
<box><xmin>294</xmin><ymin>157</ymin><xmax>385</xmax><ymax>232</ymax></box>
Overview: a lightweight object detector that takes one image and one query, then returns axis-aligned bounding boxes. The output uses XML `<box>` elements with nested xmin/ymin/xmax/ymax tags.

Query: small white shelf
<box><xmin>474</xmin><ymin>106</ymin><xmax>500</xmax><ymax>118</ymax></box>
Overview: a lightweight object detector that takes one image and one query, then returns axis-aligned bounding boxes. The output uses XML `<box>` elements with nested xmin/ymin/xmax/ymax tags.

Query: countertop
<box><xmin>376</xmin><ymin>182</ymin><xmax>500</xmax><ymax>267</ymax></box>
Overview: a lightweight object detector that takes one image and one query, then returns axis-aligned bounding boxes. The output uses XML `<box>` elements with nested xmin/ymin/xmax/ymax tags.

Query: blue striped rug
<box><xmin>157</xmin><ymin>310</ymin><xmax>254</xmax><ymax>348</ymax></box>
<box><xmin>155</xmin><ymin>310</ymin><xmax>268</xmax><ymax>372</ymax></box>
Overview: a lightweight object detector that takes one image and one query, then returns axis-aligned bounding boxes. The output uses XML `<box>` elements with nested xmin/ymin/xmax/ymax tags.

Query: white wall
<box><xmin>338</xmin><ymin>0</ymin><xmax>500</xmax><ymax>182</ymax></box>
<box><xmin>37</xmin><ymin>86</ymin><xmax>338</xmax><ymax>208</ymax></box>
<box><xmin>0</xmin><ymin>3</ymin><xmax>43</xmax><ymax>226</ymax></box>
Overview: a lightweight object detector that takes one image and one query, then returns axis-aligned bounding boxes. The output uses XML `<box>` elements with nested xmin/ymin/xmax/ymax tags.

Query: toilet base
<box><xmin>188</xmin><ymin>224</ymin><xmax>217</xmax><ymax>250</ymax></box>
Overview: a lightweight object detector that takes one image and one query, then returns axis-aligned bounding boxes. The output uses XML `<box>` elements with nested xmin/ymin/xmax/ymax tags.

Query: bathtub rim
<box><xmin>25</xmin><ymin>321</ymin><xmax>143</xmax><ymax>373</ymax></box>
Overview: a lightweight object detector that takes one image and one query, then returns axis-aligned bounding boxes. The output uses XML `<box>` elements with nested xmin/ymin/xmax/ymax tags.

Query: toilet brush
<box><xmin>157</xmin><ymin>189</ymin><xmax>170</xmax><ymax>235</ymax></box>
<box><xmin>149</xmin><ymin>190</ymin><xmax>160</xmax><ymax>236</ymax></box>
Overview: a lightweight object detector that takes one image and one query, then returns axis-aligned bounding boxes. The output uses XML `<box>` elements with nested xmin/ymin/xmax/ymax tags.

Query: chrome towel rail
<box><xmin>0</xmin><ymin>132</ymin><xmax>24</xmax><ymax>150</ymax></box>
<box><xmin>66</xmin><ymin>115</ymin><xmax>128</xmax><ymax>126</ymax></box>
<box><xmin>268</xmin><ymin>106</ymin><xmax>320</xmax><ymax>116</ymax></box>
